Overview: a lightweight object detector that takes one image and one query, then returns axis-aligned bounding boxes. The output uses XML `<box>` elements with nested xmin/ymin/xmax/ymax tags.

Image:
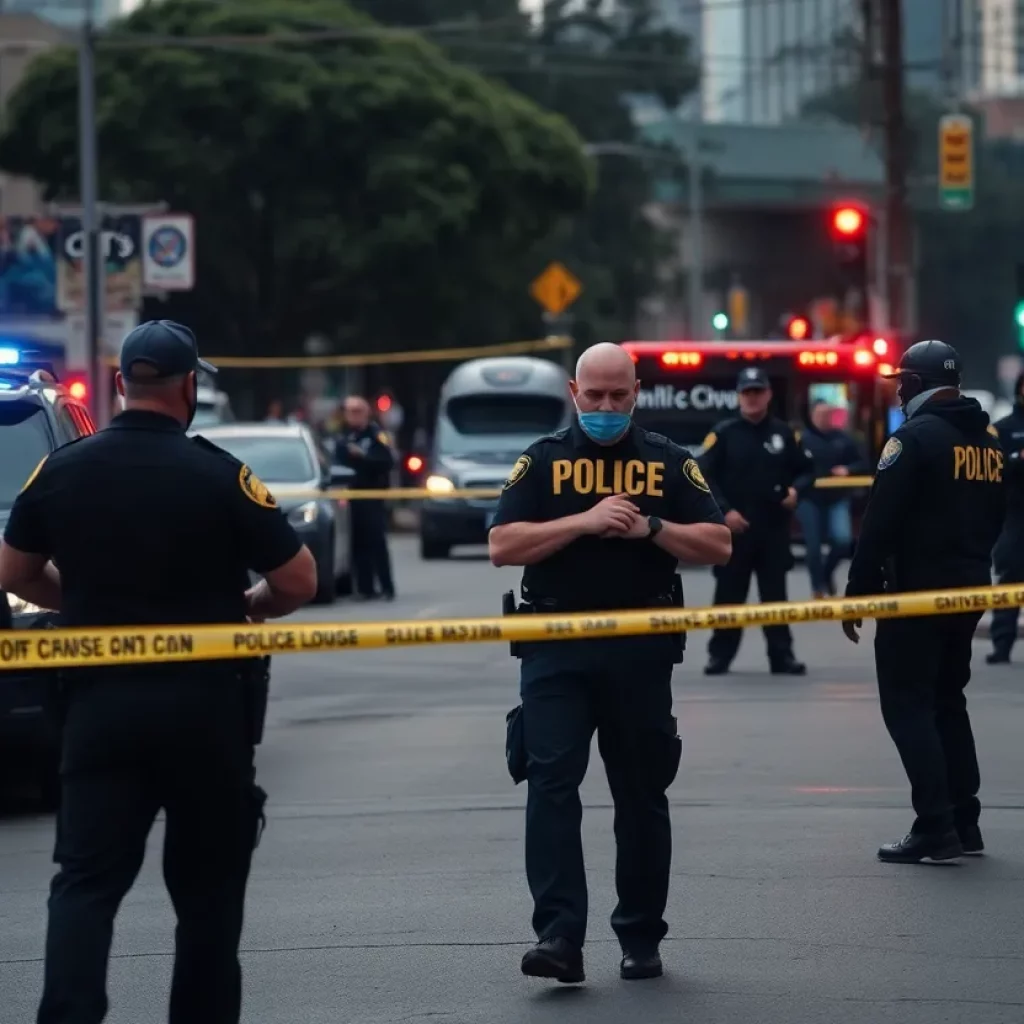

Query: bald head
<box><xmin>570</xmin><ymin>342</ymin><xmax>640</xmax><ymax>432</ymax></box>
<box><xmin>343</xmin><ymin>395</ymin><xmax>371</xmax><ymax>430</ymax></box>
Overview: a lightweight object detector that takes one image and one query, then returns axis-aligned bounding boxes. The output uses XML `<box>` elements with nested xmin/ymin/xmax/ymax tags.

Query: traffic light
<box><xmin>711</xmin><ymin>312</ymin><xmax>729</xmax><ymax>333</ymax></box>
<box><xmin>375</xmin><ymin>393</ymin><xmax>392</xmax><ymax>414</ymax></box>
<box><xmin>66</xmin><ymin>375</ymin><xmax>88</xmax><ymax>401</ymax></box>
<box><xmin>784</xmin><ymin>314</ymin><xmax>811</xmax><ymax>341</ymax></box>
<box><xmin>828</xmin><ymin>202</ymin><xmax>869</xmax><ymax>322</ymax></box>
<box><xmin>1016</xmin><ymin>265</ymin><xmax>1024</xmax><ymax>350</ymax></box>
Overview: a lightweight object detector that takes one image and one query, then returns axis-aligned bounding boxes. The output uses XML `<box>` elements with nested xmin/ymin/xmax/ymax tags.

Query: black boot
<box><xmin>770</xmin><ymin>655</ymin><xmax>807</xmax><ymax>676</ymax></box>
<box><xmin>704</xmin><ymin>657</ymin><xmax>731</xmax><ymax>676</ymax></box>
<box><xmin>877</xmin><ymin>829</ymin><xmax>962</xmax><ymax>863</ymax></box>
<box><xmin>986</xmin><ymin>650</ymin><xmax>1010</xmax><ymax>665</ymax></box>
<box><xmin>521</xmin><ymin>937</ymin><xmax>584</xmax><ymax>984</ymax></box>
<box><xmin>620</xmin><ymin>947</ymin><xmax>663</xmax><ymax>980</ymax></box>
<box><xmin>957</xmin><ymin>823</ymin><xmax>985</xmax><ymax>856</ymax></box>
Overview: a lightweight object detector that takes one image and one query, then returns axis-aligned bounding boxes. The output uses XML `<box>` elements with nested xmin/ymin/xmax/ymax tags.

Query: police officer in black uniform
<box><xmin>698</xmin><ymin>366</ymin><xmax>815</xmax><ymax>675</ymax></box>
<box><xmin>333</xmin><ymin>395</ymin><xmax>396</xmax><ymax>600</ymax></box>
<box><xmin>488</xmin><ymin>342</ymin><xmax>731</xmax><ymax>985</ymax></box>
<box><xmin>0</xmin><ymin>320</ymin><xmax>318</xmax><ymax>1024</ymax></box>
<box><xmin>843</xmin><ymin>340</ymin><xmax>1005</xmax><ymax>863</ymax></box>
<box><xmin>987</xmin><ymin>370</ymin><xmax>1024</xmax><ymax>663</ymax></box>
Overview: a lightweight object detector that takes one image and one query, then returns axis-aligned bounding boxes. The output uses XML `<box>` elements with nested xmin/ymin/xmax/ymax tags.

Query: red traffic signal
<box><xmin>831</xmin><ymin>205</ymin><xmax>865</xmax><ymax>238</ymax></box>
<box><xmin>786</xmin><ymin>315</ymin><xmax>811</xmax><ymax>341</ymax></box>
<box><xmin>375</xmin><ymin>393</ymin><xmax>392</xmax><ymax>413</ymax></box>
<box><xmin>66</xmin><ymin>376</ymin><xmax>88</xmax><ymax>401</ymax></box>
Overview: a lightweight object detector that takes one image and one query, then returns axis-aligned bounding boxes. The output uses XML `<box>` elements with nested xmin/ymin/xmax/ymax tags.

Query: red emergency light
<box><xmin>798</xmin><ymin>351</ymin><xmax>839</xmax><ymax>367</ymax></box>
<box><xmin>659</xmin><ymin>351</ymin><xmax>703</xmax><ymax>368</ymax></box>
<box><xmin>853</xmin><ymin>348</ymin><xmax>875</xmax><ymax>367</ymax></box>
<box><xmin>786</xmin><ymin>316</ymin><xmax>812</xmax><ymax>341</ymax></box>
<box><xmin>406</xmin><ymin>455</ymin><xmax>424</xmax><ymax>473</ymax></box>
<box><xmin>872</xmin><ymin>337</ymin><xmax>889</xmax><ymax>356</ymax></box>
<box><xmin>376</xmin><ymin>394</ymin><xmax>392</xmax><ymax>413</ymax></box>
<box><xmin>66</xmin><ymin>377</ymin><xmax>88</xmax><ymax>401</ymax></box>
<box><xmin>831</xmin><ymin>205</ymin><xmax>865</xmax><ymax>238</ymax></box>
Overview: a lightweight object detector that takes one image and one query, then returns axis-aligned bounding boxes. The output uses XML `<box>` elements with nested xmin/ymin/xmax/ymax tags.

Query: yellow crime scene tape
<box><xmin>103</xmin><ymin>335</ymin><xmax>572</xmax><ymax>369</ymax></box>
<box><xmin>2</xmin><ymin>583</ymin><xmax>1020</xmax><ymax>673</ymax></box>
<box><xmin>286</xmin><ymin>476</ymin><xmax>877</xmax><ymax>501</ymax></box>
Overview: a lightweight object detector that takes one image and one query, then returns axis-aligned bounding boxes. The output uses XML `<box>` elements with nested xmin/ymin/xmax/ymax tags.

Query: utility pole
<box><xmin>77</xmin><ymin>0</ymin><xmax>106</xmax><ymax>424</ymax></box>
<box><xmin>687</xmin><ymin>129</ymin><xmax>704</xmax><ymax>337</ymax></box>
<box><xmin>878</xmin><ymin>0</ymin><xmax>912</xmax><ymax>337</ymax></box>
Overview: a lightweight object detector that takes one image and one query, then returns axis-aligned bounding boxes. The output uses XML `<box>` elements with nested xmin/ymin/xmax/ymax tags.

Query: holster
<box><xmin>502</xmin><ymin>590</ymin><xmax>524</xmax><ymax>658</ymax></box>
<box><xmin>240</xmin><ymin>656</ymin><xmax>271</xmax><ymax>746</ymax></box>
<box><xmin>504</xmin><ymin>704</ymin><xmax>527</xmax><ymax>785</ymax></box>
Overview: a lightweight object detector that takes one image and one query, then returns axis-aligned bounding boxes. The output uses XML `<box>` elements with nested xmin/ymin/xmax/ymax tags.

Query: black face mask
<box><xmin>183</xmin><ymin>373</ymin><xmax>198</xmax><ymax>431</ymax></box>
<box><xmin>896</xmin><ymin>373</ymin><xmax>924</xmax><ymax>414</ymax></box>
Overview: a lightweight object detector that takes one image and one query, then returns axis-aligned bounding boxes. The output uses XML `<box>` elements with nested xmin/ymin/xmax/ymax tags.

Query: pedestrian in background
<box><xmin>333</xmin><ymin>395</ymin><xmax>396</xmax><ymax>601</ymax></box>
<box><xmin>987</xmin><ymin>370</ymin><xmax>1024</xmax><ymax>664</ymax></box>
<box><xmin>795</xmin><ymin>399</ymin><xmax>869</xmax><ymax>598</ymax></box>
<box><xmin>0</xmin><ymin>320</ymin><xmax>318</xmax><ymax>1023</ymax></box>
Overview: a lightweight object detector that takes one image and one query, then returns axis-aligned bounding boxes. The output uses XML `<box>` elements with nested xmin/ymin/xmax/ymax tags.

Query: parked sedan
<box><xmin>199</xmin><ymin>422</ymin><xmax>353</xmax><ymax>604</ymax></box>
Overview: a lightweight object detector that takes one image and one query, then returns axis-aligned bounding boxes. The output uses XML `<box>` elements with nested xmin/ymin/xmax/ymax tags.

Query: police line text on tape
<box><xmin>3</xmin><ymin>584</ymin><xmax>1023</xmax><ymax>672</ymax></box>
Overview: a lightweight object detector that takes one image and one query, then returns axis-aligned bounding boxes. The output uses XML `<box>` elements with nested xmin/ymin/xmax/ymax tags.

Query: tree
<box><xmin>0</xmin><ymin>0</ymin><xmax>593</xmax><ymax>374</ymax></box>
<box><xmin>347</xmin><ymin>0</ymin><xmax>699</xmax><ymax>342</ymax></box>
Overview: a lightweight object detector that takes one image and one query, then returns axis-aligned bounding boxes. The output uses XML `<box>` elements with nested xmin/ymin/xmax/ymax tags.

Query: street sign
<box><xmin>938</xmin><ymin>114</ymin><xmax>974</xmax><ymax>211</ymax></box>
<box><xmin>142</xmin><ymin>213</ymin><xmax>195</xmax><ymax>290</ymax></box>
<box><xmin>530</xmin><ymin>262</ymin><xmax>582</xmax><ymax>316</ymax></box>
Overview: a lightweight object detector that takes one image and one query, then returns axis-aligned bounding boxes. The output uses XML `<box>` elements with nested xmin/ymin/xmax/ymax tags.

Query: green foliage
<box><xmin>349</xmin><ymin>0</ymin><xmax>699</xmax><ymax>342</ymax></box>
<box><xmin>0</xmin><ymin>0</ymin><xmax>593</xmax><ymax>359</ymax></box>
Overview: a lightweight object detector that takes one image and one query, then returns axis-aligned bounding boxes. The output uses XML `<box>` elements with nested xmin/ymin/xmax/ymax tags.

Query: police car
<box><xmin>0</xmin><ymin>366</ymin><xmax>96</xmax><ymax>806</ymax></box>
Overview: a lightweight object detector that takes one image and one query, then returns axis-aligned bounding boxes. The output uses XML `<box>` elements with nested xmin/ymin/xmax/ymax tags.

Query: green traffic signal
<box><xmin>1015</xmin><ymin>301</ymin><xmax>1024</xmax><ymax>328</ymax></box>
<box><xmin>712</xmin><ymin>312</ymin><xmax>729</xmax><ymax>331</ymax></box>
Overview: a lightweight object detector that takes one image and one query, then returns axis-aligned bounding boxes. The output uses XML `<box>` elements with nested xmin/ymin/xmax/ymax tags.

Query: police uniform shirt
<box><xmin>697</xmin><ymin>415</ymin><xmax>814</xmax><ymax>525</ymax></box>
<box><xmin>489</xmin><ymin>420</ymin><xmax>725</xmax><ymax>607</ymax></box>
<box><xmin>2</xmin><ymin>410</ymin><xmax>302</xmax><ymax>630</ymax></box>
<box><xmin>334</xmin><ymin>424</ymin><xmax>394</xmax><ymax>490</ymax></box>
<box><xmin>993</xmin><ymin>405</ymin><xmax>1024</xmax><ymax>525</ymax></box>
<box><xmin>846</xmin><ymin>398</ymin><xmax>1006</xmax><ymax>597</ymax></box>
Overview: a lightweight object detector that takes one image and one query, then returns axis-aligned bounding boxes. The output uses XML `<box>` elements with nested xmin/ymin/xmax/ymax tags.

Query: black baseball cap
<box><xmin>119</xmin><ymin>320</ymin><xmax>217</xmax><ymax>381</ymax></box>
<box><xmin>737</xmin><ymin>366</ymin><xmax>769</xmax><ymax>391</ymax></box>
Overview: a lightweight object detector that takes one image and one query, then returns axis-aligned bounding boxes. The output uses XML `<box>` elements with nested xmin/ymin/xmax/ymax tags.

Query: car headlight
<box><xmin>287</xmin><ymin>501</ymin><xmax>319</xmax><ymax>526</ymax></box>
<box><xmin>425</xmin><ymin>474</ymin><xmax>455</xmax><ymax>495</ymax></box>
<box><xmin>6</xmin><ymin>592</ymin><xmax>44</xmax><ymax>615</ymax></box>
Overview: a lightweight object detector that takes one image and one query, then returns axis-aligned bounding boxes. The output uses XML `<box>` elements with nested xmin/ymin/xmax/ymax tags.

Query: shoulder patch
<box><xmin>504</xmin><ymin>455</ymin><xmax>531</xmax><ymax>490</ymax></box>
<box><xmin>238</xmin><ymin>464</ymin><xmax>277</xmax><ymax>508</ymax></box>
<box><xmin>877</xmin><ymin>436</ymin><xmax>903</xmax><ymax>471</ymax></box>
<box><xmin>701</xmin><ymin>431</ymin><xmax>717</xmax><ymax>450</ymax></box>
<box><xmin>682</xmin><ymin>458</ymin><xmax>711</xmax><ymax>493</ymax></box>
<box><xmin>987</xmin><ymin>423</ymin><xmax>999</xmax><ymax>438</ymax></box>
<box><xmin>20</xmin><ymin>455</ymin><xmax>48</xmax><ymax>493</ymax></box>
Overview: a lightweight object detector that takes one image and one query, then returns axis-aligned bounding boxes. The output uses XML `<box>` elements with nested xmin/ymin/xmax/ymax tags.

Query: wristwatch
<box><xmin>647</xmin><ymin>516</ymin><xmax>663</xmax><ymax>538</ymax></box>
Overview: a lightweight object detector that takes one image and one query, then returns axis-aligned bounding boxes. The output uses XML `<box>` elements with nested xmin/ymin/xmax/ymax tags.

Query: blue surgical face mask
<box><xmin>576</xmin><ymin>400</ymin><xmax>634</xmax><ymax>443</ymax></box>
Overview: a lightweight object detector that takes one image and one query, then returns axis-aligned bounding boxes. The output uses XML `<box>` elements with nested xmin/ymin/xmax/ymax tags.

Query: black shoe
<box><xmin>521</xmin><ymin>937</ymin><xmax>584</xmax><ymax>984</ymax></box>
<box><xmin>620</xmin><ymin>949</ymin><xmax>663</xmax><ymax>980</ymax></box>
<box><xmin>382</xmin><ymin>590</ymin><xmax>396</xmax><ymax>602</ymax></box>
<box><xmin>704</xmin><ymin>657</ymin><xmax>731</xmax><ymax>676</ymax></box>
<box><xmin>957</xmin><ymin>823</ymin><xmax>985</xmax><ymax>855</ymax></box>
<box><xmin>986</xmin><ymin>651</ymin><xmax>1010</xmax><ymax>665</ymax></box>
<box><xmin>770</xmin><ymin>657</ymin><xmax>807</xmax><ymax>676</ymax></box>
<box><xmin>877</xmin><ymin>829</ymin><xmax>963</xmax><ymax>863</ymax></box>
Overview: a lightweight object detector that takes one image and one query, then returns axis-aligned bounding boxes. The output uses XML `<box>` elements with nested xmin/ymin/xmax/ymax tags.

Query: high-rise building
<box><xmin>960</xmin><ymin>0</ymin><xmax>1024</xmax><ymax>98</ymax></box>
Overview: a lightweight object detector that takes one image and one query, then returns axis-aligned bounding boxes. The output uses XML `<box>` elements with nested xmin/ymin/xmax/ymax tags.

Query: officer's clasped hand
<box><xmin>578</xmin><ymin>492</ymin><xmax>641</xmax><ymax>537</ymax></box>
<box><xmin>842</xmin><ymin>618</ymin><xmax>861</xmax><ymax>644</ymax></box>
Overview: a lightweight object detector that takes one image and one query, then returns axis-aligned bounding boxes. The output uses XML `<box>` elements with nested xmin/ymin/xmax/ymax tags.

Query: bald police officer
<box><xmin>489</xmin><ymin>342</ymin><xmax>731</xmax><ymax>985</ymax></box>
<box><xmin>843</xmin><ymin>340</ymin><xmax>1005</xmax><ymax>863</ymax></box>
<box><xmin>698</xmin><ymin>366</ymin><xmax>815</xmax><ymax>675</ymax></box>
<box><xmin>0</xmin><ymin>320</ymin><xmax>318</xmax><ymax>1024</ymax></box>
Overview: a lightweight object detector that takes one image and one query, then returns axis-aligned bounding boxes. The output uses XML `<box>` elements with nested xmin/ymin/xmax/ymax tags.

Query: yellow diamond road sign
<box><xmin>531</xmin><ymin>262</ymin><xmax>582</xmax><ymax>316</ymax></box>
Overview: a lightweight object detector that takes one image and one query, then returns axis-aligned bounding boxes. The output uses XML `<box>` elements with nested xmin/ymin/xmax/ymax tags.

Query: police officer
<box><xmin>987</xmin><ymin>370</ymin><xmax>1024</xmax><ymax>663</ymax></box>
<box><xmin>698</xmin><ymin>366</ymin><xmax>815</xmax><ymax>675</ymax></box>
<box><xmin>488</xmin><ymin>342</ymin><xmax>731</xmax><ymax>984</ymax></box>
<box><xmin>843</xmin><ymin>340</ymin><xmax>1005</xmax><ymax>863</ymax></box>
<box><xmin>333</xmin><ymin>395</ymin><xmax>396</xmax><ymax>600</ymax></box>
<box><xmin>0</xmin><ymin>320</ymin><xmax>318</xmax><ymax>1024</ymax></box>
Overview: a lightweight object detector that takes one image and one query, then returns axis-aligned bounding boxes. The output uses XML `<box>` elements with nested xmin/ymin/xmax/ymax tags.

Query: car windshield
<box><xmin>0</xmin><ymin>400</ymin><xmax>52</xmax><ymax>509</ymax></box>
<box><xmin>446</xmin><ymin>394</ymin><xmax>566</xmax><ymax>436</ymax></box>
<box><xmin>191</xmin><ymin>405</ymin><xmax>225</xmax><ymax>428</ymax></box>
<box><xmin>209</xmin><ymin>435</ymin><xmax>316</xmax><ymax>483</ymax></box>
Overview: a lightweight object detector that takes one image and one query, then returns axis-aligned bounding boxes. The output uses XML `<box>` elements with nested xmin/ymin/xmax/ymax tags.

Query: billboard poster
<box><xmin>0</xmin><ymin>216</ymin><xmax>62</xmax><ymax>319</ymax></box>
<box><xmin>57</xmin><ymin>213</ymin><xmax>143</xmax><ymax>314</ymax></box>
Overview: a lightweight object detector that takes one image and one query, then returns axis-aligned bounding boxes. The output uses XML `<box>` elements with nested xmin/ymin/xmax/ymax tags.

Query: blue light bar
<box><xmin>0</xmin><ymin>347</ymin><xmax>20</xmax><ymax>366</ymax></box>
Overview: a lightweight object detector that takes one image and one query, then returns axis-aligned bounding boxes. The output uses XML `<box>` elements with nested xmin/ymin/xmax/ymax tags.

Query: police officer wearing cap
<box><xmin>698</xmin><ymin>366</ymin><xmax>815</xmax><ymax>675</ymax></box>
<box><xmin>0</xmin><ymin>320</ymin><xmax>318</xmax><ymax>1024</ymax></box>
<box><xmin>843</xmin><ymin>340</ymin><xmax>1005</xmax><ymax>863</ymax></box>
<box><xmin>489</xmin><ymin>343</ymin><xmax>731</xmax><ymax>985</ymax></box>
<box><xmin>987</xmin><ymin>369</ymin><xmax>1024</xmax><ymax>664</ymax></box>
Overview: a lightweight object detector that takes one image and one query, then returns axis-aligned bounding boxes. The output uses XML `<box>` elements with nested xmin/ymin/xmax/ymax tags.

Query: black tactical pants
<box><xmin>517</xmin><ymin>636</ymin><xmax>682</xmax><ymax>952</ymax></box>
<box><xmin>707</xmin><ymin>528</ymin><xmax>795</xmax><ymax>666</ymax></box>
<box><xmin>874</xmin><ymin>613</ymin><xmax>983</xmax><ymax>836</ymax></box>
<box><xmin>351</xmin><ymin>499</ymin><xmax>395</xmax><ymax>597</ymax></box>
<box><xmin>37</xmin><ymin>674</ymin><xmax>265</xmax><ymax>1024</ymax></box>
<box><xmin>990</xmin><ymin>530</ymin><xmax>1024</xmax><ymax>657</ymax></box>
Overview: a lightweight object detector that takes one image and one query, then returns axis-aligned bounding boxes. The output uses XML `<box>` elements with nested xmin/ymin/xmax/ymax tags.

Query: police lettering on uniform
<box><xmin>332</xmin><ymin>395</ymin><xmax>396</xmax><ymax>601</ymax></box>
<box><xmin>0</xmin><ymin>320</ymin><xmax>318</xmax><ymax>1024</ymax></box>
<box><xmin>697</xmin><ymin>366</ymin><xmax>815</xmax><ymax>675</ymax></box>
<box><xmin>987</xmin><ymin>369</ymin><xmax>1024</xmax><ymax>664</ymax></box>
<box><xmin>843</xmin><ymin>340</ymin><xmax>1005</xmax><ymax>864</ymax></box>
<box><xmin>488</xmin><ymin>342</ymin><xmax>731</xmax><ymax>985</ymax></box>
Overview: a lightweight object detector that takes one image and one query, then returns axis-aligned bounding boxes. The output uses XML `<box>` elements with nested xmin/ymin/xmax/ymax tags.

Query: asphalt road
<box><xmin>2</xmin><ymin>536</ymin><xmax>1023</xmax><ymax>1023</ymax></box>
